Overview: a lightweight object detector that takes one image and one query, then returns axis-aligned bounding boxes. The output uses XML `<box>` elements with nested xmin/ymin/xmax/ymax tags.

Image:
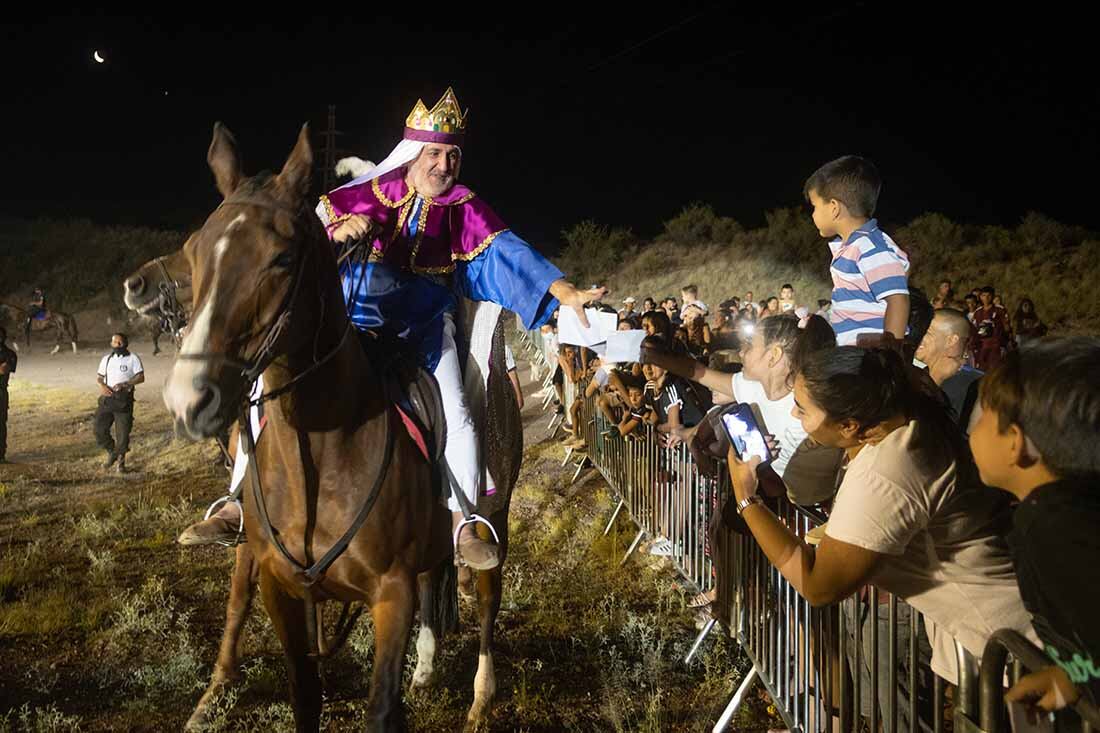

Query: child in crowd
<box><xmin>640</xmin><ymin>336</ymin><xmax>706</xmax><ymax>437</ymax></box>
<box><xmin>970</xmin><ymin>338</ymin><xmax>1100</xmax><ymax>728</ymax></box>
<box><xmin>642</xmin><ymin>297</ymin><xmax>657</xmax><ymax>313</ymax></box>
<box><xmin>778</xmin><ymin>283</ymin><xmax>797</xmax><ymax>313</ymax></box>
<box><xmin>558</xmin><ymin>344</ymin><xmax>587</xmax><ymax>446</ymax></box>
<box><xmin>763</xmin><ymin>296</ymin><xmax>781</xmax><ymax>318</ymax></box>
<box><xmin>964</xmin><ymin>293</ymin><xmax>980</xmax><ymax>322</ymax></box>
<box><xmin>641</xmin><ymin>334</ymin><xmax>708</xmax><ymax>555</ymax></box>
<box><xmin>681</xmin><ymin>284</ymin><xmax>706</xmax><ymax>314</ymax></box>
<box><xmin>804</xmin><ymin>155</ymin><xmax>910</xmax><ymax>346</ymax></box>
<box><xmin>609</xmin><ymin>381</ymin><xmax>652</xmax><ymax>440</ymax></box>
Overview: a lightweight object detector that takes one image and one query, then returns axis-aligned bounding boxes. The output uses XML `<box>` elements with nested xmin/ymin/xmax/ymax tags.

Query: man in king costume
<box><xmin>180</xmin><ymin>88</ymin><xmax>603</xmax><ymax>570</ymax></box>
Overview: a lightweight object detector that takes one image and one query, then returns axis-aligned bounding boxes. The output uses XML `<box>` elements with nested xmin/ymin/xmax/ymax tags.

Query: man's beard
<box><xmin>425</xmin><ymin>173</ymin><xmax>453</xmax><ymax>194</ymax></box>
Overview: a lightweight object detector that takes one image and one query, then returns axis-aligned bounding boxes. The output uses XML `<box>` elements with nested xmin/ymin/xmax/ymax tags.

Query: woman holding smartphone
<box><xmin>728</xmin><ymin>346</ymin><xmax>1035</xmax><ymax>725</ymax></box>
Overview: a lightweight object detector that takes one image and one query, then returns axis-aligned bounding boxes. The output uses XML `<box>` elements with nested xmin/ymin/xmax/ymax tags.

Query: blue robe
<box><xmin>337</xmin><ymin>196</ymin><xmax>562</xmax><ymax>370</ymax></box>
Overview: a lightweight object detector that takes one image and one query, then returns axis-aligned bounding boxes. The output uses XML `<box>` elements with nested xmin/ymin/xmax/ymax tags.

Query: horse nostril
<box><xmin>188</xmin><ymin>378</ymin><xmax>224</xmax><ymax>435</ymax></box>
<box><xmin>126</xmin><ymin>276</ymin><xmax>145</xmax><ymax>296</ymax></box>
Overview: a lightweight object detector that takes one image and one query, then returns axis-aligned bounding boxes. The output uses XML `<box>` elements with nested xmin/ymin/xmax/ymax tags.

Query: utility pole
<box><xmin>319</xmin><ymin>105</ymin><xmax>341</xmax><ymax>193</ymax></box>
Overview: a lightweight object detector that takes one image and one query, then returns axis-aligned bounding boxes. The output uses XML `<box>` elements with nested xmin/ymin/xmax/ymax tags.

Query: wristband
<box><xmin>736</xmin><ymin>495</ymin><xmax>763</xmax><ymax>515</ymax></box>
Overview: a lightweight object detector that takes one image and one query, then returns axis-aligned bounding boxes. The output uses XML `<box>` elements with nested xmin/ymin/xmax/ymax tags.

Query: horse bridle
<box><xmin>173</xmin><ymin>195</ymin><xmax>354</xmax><ymax>408</ymax></box>
<box><xmin>154</xmin><ymin>256</ymin><xmax>189</xmax><ymax>345</ymax></box>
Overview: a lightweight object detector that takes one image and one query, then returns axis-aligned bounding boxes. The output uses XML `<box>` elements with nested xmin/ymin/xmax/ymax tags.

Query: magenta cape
<box><xmin>316</xmin><ymin>169</ymin><xmax>508</xmax><ymax>275</ymax></box>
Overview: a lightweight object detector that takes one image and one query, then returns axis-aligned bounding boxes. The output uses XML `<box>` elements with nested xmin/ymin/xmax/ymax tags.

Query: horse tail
<box><xmin>430</xmin><ymin>560</ymin><xmax>459</xmax><ymax>636</ymax></box>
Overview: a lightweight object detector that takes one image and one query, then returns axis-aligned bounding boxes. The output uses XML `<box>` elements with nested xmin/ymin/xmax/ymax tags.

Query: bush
<box><xmin>658</xmin><ymin>203</ymin><xmax>743</xmax><ymax>247</ymax></box>
<box><xmin>557</xmin><ymin>220</ymin><xmax>638</xmax><ymax>288</ymax></box>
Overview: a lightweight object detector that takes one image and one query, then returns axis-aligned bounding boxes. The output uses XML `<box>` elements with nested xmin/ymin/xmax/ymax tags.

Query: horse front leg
<box><xmin>365</xmin><ymin>568</ymin><xmax>416</xmax><ymax>732</ymax></box>
<box><xmin>465</xmin><ymin>516</ymin><xmax>508</xmax><ymax>732</ymax></box>
<box><xmin>49</xmin><ymin>322</ymin><xmax>63</xmax><ymax>355</ymax></box>
<box><xmin>260</xmin><ymin>571</ymin><xmax>322</xmax><ymax>733</ymax></box>
<box><xmin>186</xmin><ymin>544</ymin><xmax>258</xmax><ymax>731</ymax></box>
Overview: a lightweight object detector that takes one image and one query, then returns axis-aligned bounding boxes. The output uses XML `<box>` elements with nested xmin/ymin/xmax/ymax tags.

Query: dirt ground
<box><xmin>0</xmin><ymin>338</ymin><xmax>777</xmax><ymax>732</ymax></box>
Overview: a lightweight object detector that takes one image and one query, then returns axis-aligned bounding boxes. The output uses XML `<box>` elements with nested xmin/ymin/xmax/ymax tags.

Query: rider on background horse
<box><xmin>24</xmin><ymin>287</ymin><xmax>47</xmax><ymax>331</ymax></box>
<box><xmin>180</xmin><ymin>88</ymin><xmax>604</xmax><ymax>569</ymax></box>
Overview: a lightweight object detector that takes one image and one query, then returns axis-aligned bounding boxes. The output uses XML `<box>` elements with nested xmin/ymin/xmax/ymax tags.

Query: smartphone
<box><xmin>717</xmin><ymin>403</ymin><xmax>772</xmax><ymax>464</ymax></box>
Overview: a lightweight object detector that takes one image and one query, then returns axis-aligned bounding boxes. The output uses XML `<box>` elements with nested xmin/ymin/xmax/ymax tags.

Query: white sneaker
<box><xmin>648</xmin><ymin>538</ymin><xmax>674</xmax><ymax>556</ymax></box>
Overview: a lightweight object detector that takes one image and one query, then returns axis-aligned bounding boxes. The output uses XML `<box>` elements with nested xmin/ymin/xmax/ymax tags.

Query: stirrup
<box><xmin>202</xmin><ymin>495</ymin><xmax>245</xmax><ymax>547</ymax></box>
<box><xmin>452</xmin><ymin>513</ymin><xmax>500</xmax><ymax>548</ymax></box>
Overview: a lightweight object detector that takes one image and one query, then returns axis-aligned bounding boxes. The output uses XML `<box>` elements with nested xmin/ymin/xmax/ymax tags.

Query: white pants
<box><xmin>227</xmin><ymin>316</ymin><xmax>482</xmax><ymax>513</ymax></box>
<box><xmin>228</xmin><ymin>376</ymin><xmax>266</xmax><ymax>494</ymax></box>
<box><xmin>436</xmin><ymin>313</ymin><xmax>481</xmax><ymax>513</ymax></box>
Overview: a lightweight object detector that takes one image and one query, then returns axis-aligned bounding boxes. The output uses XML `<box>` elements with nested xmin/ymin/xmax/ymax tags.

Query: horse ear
<box><xmin>208</xmin><ymin>122</ymin><xmax>243</xmax><ymax>199</ymax></box>
<box><xmin>276</xmin><ymin>123</ymin><xmax>313</xmax><ymax>202</ymax></box>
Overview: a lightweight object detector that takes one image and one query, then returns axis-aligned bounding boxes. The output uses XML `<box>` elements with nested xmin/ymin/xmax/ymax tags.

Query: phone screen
<box><xmin>718</xmin><ymin>403</ymin><xmax>771</xmax><ymax>464</ymax></box>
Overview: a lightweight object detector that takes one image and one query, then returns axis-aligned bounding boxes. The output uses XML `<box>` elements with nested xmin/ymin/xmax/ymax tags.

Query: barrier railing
<box><xmin>515</xmin><ymin>325</ymin><xmax>1092</xmax><ymax>733</ymax></box>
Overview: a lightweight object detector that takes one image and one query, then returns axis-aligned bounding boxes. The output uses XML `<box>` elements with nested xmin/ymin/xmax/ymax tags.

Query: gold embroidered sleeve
<box><xmin>452</xmin><ymin>229</ymin><xmax>509</xmax><ymax>262</ymax></box>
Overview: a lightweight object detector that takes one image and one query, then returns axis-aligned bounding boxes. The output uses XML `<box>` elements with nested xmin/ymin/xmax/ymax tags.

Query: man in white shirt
<box><xmin>95</xmin><ymin>333</ymin><xmax>144</xmax><ymax>472</ymax></box>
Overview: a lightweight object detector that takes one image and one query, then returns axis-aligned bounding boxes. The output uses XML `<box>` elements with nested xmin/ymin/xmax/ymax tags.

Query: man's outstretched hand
<box><xmin>549</xmin><ymin>280</ymin><xmax>608</xmax><ymax>328</ymax></box>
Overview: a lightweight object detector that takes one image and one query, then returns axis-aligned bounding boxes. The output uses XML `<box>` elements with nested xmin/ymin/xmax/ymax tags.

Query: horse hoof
<box><xmin>410</xmin><ymin>668</ymin><xmax>436</xmax><ymax>690</ymax></box>
<box><xmin>463</xmin><ymin>702</ymin><xmax>491</xmax><ymax>733</ymax></box>
<box><xmin>50</xmin><ymin>345</ymin><xmax>60</xmax><ymax>355</ymax></box>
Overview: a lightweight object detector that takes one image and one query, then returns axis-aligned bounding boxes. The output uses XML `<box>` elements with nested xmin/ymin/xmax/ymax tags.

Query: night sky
<box><xmin>2</xmin><ymin>6</ymin><xmax>1097</xmax><ymax>248</ymax></box>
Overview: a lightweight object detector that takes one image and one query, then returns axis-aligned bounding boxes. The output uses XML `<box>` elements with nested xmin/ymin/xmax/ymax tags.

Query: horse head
<box><xmin>164</xmin><ymin>122</ymin><xmax>333</xmax><ymax>439</ymax></box>
<box><xmin>123</xmin><ymin>249</ymin><xmax>192</xmax><ymax>316</ymax></box>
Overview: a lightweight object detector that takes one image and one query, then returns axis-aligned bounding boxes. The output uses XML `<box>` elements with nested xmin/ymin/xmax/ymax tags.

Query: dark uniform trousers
<box><xmin>95</xmin><ymin>391</ymin><xmax>134</xmax><ymax>457</ymax></box>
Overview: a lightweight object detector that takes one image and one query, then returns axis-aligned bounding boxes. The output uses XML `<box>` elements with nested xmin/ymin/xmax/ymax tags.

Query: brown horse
<box><xmin>123</xmin><ymin>250</ymin><xmax>192</xmax><ymax>353</ymax></box>
<box><xmin>0</xmin><ymin>303</ymin><xmax>79</xmax><ymax>354</ymax></box>
<box><xmin>163</xmin><ymin>123</ymin><xmax>521</xmax><ymax>732</ymax></box>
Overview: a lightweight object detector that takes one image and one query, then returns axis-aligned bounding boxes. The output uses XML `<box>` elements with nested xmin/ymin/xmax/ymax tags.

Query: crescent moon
<box><xmin>94</xmin><ymin>51</ymin><xmax>105</xmax><ymax>64</ymax></box>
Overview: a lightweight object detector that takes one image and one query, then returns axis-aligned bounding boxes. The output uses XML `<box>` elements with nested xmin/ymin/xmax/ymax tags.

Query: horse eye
<box><xmin>272</xmin><ymin>251</ymin><xmax>295</xmax><ymax>270</ymax></box>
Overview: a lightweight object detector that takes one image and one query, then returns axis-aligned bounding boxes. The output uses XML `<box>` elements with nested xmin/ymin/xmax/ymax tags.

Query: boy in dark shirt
<box><xmin>969</xmin><ymin>338</ymin><xmax>1100</xmax><ymax>725</ymax></box>
<box><xmin>611</xmin><ymin>383</ymin><xmax>651</xmax><ymax>439</ymax></box>
<box><xmin>640</xmin><ymin>335</ymin><xmax>706</xmax><ymax>436</ymax></box>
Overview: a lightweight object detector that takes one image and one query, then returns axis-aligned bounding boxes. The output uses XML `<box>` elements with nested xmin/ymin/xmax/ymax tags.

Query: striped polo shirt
<box><xmin>828</xmin><ymin>219</ymin><xmax>910</xmax><ymax>345</ymax></box>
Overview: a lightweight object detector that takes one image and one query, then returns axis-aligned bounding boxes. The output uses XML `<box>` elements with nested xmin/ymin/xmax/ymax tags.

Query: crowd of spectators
<box><xmin>530</xmin><ymin>155</ymin><xmax>1097</xmax><ymax>729</ymax></box>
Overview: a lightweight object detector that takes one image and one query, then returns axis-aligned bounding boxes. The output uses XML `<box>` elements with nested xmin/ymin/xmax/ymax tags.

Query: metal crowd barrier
<box><xmin>514</xmin><ymin>326</ymin><xmax>1093</xmax><ymax>733</ymax></box>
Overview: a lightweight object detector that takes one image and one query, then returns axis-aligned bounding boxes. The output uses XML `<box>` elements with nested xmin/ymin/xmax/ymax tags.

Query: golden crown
<box><xmin>404</xmin><ymin>87</ymin><xmax>468</xmax><ymax>138</ymax></box>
